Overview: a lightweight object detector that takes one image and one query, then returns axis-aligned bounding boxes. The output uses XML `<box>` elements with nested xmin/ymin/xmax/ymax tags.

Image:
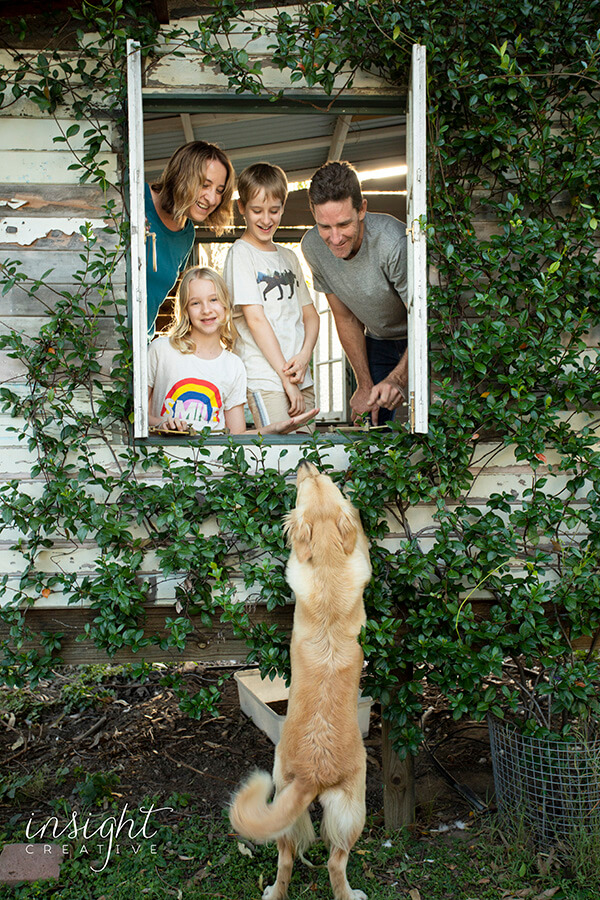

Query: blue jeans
<box><xmin>365</xmin><ymin>336</ymin><xmax>407</xmax><ymax>426</ymax></box>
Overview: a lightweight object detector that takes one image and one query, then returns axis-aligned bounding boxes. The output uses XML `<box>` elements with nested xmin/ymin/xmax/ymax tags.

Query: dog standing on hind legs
<box><xmin>230</xmin><ymin>460</ymin><xmax>372</xmax><ymax>900</ymax></box>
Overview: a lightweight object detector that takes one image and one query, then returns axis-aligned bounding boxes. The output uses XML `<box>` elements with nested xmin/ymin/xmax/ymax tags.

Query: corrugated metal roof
<box><xmin>144</xmin><ymin>112</ymin><xmax>406</xmax><ymax>186</ymax></box>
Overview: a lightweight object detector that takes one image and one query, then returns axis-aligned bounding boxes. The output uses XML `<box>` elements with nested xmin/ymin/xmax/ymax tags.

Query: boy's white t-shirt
<box><xmin>148</xmin><ymin>336</ymin><xmax>247</xmax><ymax>432</ymax></box>
<box><xmin>223</xmin><ymin>239</ymin><xmax>315</xmax><ymax>392</ymax></box>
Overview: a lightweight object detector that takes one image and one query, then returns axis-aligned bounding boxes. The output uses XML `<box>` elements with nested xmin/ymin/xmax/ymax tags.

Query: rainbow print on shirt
<box><xmin>162</xmin><ymin>378</ymin><xmax>222</xmax><ymax>428</ymax></box>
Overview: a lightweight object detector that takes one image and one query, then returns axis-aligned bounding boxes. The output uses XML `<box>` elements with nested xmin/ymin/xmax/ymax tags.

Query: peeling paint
<box><xmin>0</xmin><ymin>198</ymin><xmax>28</xmax><ymax>210</ymax></box>
<box><xmin>0</xmin><ymin>217</ymin><xmax>92</xmax><ymax>246</ymax></box>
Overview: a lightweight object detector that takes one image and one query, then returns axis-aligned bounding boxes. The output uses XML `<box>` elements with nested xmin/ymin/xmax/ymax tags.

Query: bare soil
<box><xmin>0</xmin><ymin>665</ymin><xmax>496</xmax><ymax>828</ymax></box>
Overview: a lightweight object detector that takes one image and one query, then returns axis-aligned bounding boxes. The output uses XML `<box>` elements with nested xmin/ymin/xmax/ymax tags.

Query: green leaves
<box><xmin>1</xmin><ymin>0</ymin><xmax>600</xmax><ymax>751</ymax></box>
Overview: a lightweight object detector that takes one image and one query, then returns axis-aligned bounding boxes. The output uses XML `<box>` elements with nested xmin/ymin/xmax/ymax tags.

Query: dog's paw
<box><xmin>262</xmin><ymin>885</ymin><xmax>284</xmax><ymax>900</ymax></box>
<box><xmin>350</xmin><ymin>891</ymin><xmax>368</xmax><ymax>900</ymax></box>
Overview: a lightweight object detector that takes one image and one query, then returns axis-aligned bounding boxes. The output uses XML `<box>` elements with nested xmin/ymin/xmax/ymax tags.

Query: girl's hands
<box><xmin>156</xmin><ymin>415</ymin><xmax>189</xmax><ymax>432</ymax></box>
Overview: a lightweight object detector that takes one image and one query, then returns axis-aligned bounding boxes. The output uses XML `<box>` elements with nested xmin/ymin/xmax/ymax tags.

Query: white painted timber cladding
<box><xmin>148</xmin><ymin>12</ymin><xmax>396</xmax><ymax>96</ymax></box>
<box><xmin>406</xmin><ymin>44</ymin><xmax>428</xmax><ymax>434</ymax></box>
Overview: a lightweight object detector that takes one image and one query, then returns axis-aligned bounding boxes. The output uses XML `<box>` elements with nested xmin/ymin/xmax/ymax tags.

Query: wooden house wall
<box><xmin>0</xmin><ymin>15</ymin><xmax>597</xmax><ymax>666</ymax></box>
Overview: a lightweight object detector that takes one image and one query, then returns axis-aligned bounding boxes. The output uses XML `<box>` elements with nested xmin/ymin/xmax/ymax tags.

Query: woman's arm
<box><xmin>224</xmin><ymin>403</ymin><xmax>320</xmax><ymax>435</ymax></box>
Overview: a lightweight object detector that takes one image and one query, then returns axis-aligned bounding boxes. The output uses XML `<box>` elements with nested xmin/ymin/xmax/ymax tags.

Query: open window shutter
<box><xmin>127</xmin><ymin>39</ymin><xmax>149</xmax><ymax>438</ymax></box>
<box><xmin>406</xmin><ymin>43</ymin><xmax>428</xmax><ymax>434</ymax></box>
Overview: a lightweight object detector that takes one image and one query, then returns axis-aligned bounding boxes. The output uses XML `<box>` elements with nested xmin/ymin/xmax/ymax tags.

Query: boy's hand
<box><xmin>283</xmin><ymin>379</ymin><xmax>305</xmax><ymax>416</ymax></box>
<box><xmin>282</xmin><ymin>353</ymin><xmax>309</xmax><ymax>385</ymax></box>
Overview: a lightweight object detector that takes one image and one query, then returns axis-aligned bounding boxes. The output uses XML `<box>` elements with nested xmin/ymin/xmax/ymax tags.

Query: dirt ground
<box><xmin>0</xmin><ymin>664</ymin><xmax>496</xmax><ymax>829</ymax></box>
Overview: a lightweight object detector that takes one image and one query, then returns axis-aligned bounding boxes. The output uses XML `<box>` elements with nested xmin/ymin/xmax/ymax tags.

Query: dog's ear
<box><xmin>337</xmin><ymin>506</ymin><xmax>358</xmax><ymax>555</ymax></box>
<box><xmin>283</xmin><ymin>510</ymin><xmax>313</xmax><ymax>562</ymax></box>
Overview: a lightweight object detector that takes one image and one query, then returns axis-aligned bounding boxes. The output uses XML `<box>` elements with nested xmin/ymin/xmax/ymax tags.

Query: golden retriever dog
<box><xmin>230</xmin><ymin>460</ymin><xmax>372</xmax><ymax>900</ymax></box>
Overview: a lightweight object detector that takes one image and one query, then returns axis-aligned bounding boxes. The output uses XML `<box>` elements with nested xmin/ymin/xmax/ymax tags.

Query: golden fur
<box><xmin>230</xmin><ymin>461</ymin><xmax>372</xmax><ymax>900</ymax></box>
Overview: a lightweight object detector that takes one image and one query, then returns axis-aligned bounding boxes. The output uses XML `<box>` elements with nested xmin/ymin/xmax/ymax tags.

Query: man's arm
<box><xmin>326</xmin><ymin>292</ymin><xmax>374</xmax><ymax>421</ymax></box>
<box><xmin>327</xmin><ymin>291</ymin><xmax>407</xmax><ymax>424</ymax></box>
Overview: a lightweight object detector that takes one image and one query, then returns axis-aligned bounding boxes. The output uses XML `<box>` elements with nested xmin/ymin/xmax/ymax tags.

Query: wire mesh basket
<box><xmin>488</xmin><ymin>716</ymin><xmax>600</xmax><ymax>845</ymax></box>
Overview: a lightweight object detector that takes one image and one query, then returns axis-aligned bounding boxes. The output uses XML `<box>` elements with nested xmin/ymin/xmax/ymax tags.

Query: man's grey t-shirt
<box><xmin>301</xmin><ymin>211</ymin><xmax>408</xmax><ymax>340</ymax></box>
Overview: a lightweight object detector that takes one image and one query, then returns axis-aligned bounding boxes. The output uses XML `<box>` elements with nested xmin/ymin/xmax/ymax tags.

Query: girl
<box><xmin>148</xmin><ymin>267</ymin><xmax>318</xmax><ymax>435</ymax></box>
<box><xmin>146</xmin><ymin>141</ymin><xmax>235</xmax><ymax>336</ymax></box>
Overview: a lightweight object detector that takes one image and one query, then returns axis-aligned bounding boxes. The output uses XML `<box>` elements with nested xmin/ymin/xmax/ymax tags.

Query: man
<box><xmin>301</xmin><ymin>160</ymin><xmax>408</xmax><ymax>425</ymax></box>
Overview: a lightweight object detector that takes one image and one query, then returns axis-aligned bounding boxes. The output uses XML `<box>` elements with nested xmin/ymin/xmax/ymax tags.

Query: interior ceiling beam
<box><xmin>327</xmin><ymin>115</ymin><xmax>352</xmax><ymax>161</ymax></box>
<box><xmin>143</xmin><ymin>112</ymin><xmax>279</xmax><ymax>135</ymax></box>
<box><xmin>180</xmin><ymin>113</ymin><xmax>195</xmax><ymax>143</ymax></box>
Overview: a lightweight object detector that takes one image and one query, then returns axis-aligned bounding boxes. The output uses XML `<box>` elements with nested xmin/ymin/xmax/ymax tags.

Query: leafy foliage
<box><xmin>0</xmin><ymin>0</ymin><xmax>599</xmax><ymax>752</ymax></box>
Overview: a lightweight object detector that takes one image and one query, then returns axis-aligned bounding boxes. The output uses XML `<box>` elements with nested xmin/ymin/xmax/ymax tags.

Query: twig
<box><xmin>73</xmin><ymin>714</ymin><xmax>107</xmax><ymax>743</ymax></box>
<box><xmin>162</xmin><ymin>751</ymin><xmax>237</xmax><ymax>785</ymax></box>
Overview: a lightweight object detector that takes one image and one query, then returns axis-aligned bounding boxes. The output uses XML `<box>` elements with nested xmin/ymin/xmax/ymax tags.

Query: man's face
<box><xmin>312</xmin><ymin>197</ymin><xmax>367</xmax><ymax>260</ymax></box>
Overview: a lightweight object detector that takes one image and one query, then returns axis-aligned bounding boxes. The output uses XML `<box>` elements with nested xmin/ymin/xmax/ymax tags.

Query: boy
<box><xmin>223</xmin><ymin>163</ymin><xmax>319</xmax><ymax>431</ymax></box>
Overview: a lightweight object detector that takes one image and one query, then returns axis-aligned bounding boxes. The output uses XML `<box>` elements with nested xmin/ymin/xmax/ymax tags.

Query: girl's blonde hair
<box><xmin>168</xmin><ymin>267</ymin><xmax>238</xmax><ymax>354</ymax></box>
<box><xmin>151</xmin><ymin>142</ymin><xmax>235</xmax><ymax>235</ymax></box>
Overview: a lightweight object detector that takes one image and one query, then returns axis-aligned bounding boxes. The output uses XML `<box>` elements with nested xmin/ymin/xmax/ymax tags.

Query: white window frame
<box><xmin>127</xmin><ymin>40</ymin><xmax>148</xmax><ymax>438</ymax></box>
<box><xmin>406</xmin><ymin>43</ymin><xmax>429</xmax><ymax>434</ymax></box>
<box><xmin>126</xmin><ymin>39</ymin><xmax>428</xmax><ymax>439</ymax></box>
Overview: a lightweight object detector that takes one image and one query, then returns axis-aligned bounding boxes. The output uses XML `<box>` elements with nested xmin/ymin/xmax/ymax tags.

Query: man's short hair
<box><xmin>308</xmin><ymin>161</ymin><xmax>363</xmax><ymax>212</ymax></box>
<box><xmin>237</xmin><ymin>162</ymin><xmax>288</xmax><ymax>206</ymax></box>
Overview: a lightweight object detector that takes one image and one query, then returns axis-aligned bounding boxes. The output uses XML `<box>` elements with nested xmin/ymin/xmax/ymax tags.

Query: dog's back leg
<box><xmin>320</xmin><ymin>774</ymin><xmax>367</xmax><ymax>900</ymax></box>
<box><xmin>326</xmin><ymin>846</ymin><xmax>367</xmax><ymax>900</ymax></box>
<box><xmin>262</xmin><ymin>807</ymin><xmax>314</xmax><ymax>899</ymax></box>
<box><xmin>262</xmin><ymin>754</ymin><xmax>315</xmax><ymax>900</ymax></box>
<box><xmin>263</xmin><ymin>835</ymin><xmax>294</xmax><ymax>900</ymax></box>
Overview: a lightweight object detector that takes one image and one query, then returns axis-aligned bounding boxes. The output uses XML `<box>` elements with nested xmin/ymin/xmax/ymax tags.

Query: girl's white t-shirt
<box><xmin>148</xmin><ymin>336</ymin><xmax>247</xmax><ymax>432</ymax></box>
<box><xmin>223</xmin><ymin>240</ymin><xmax>315</xmax><ymax>392</ymax></box>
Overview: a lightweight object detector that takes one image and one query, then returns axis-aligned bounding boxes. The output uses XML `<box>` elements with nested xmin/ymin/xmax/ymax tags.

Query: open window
<box><xmin>126</xmin><ymin>39</ymin><xmax>428</xmax><ymax>439</ymax></box>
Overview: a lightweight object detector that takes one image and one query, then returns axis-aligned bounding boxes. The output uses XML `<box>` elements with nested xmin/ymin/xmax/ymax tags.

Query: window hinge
<box><xmin>145</xmin><ymin>223</ymin><xmax>157</xmax><ymax>271</ymax></box>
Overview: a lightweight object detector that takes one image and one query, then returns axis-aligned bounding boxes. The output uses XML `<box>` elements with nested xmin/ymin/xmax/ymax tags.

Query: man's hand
<box><xmin>367</xmin><ymin>380</ymin><xmax>405</xmax><ymax>412</ymax></box>
<box><xmin>350</xmin><ymin>384</ymin><xmax>375</xmax><ymax>423</ymax></box>
<box><xmin>351</xmin><ymin>379</ymin><xmax>405</xmax><ymax>425</ymax></box>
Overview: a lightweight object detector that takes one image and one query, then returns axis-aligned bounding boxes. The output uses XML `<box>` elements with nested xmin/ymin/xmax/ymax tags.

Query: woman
<box><xmin>145</xmin><ymin>141</ymin><xmax>235</xmax><ymax>335</ymax></box>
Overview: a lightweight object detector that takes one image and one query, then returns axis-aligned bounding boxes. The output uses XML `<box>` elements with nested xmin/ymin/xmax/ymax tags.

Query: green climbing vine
<box><xmin>1</xmin><ymin>0</ymin><xmax>600</xmax><ymax>753</ymax></box>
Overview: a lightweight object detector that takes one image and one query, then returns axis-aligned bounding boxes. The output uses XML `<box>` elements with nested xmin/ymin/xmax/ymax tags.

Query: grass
<box><xmin>1</xmin><ymin>803</ymin><xmax>599</xmax><ymax>900</ymax></box>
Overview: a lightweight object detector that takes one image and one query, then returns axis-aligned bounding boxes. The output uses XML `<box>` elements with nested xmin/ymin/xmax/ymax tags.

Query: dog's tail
<box><xmin>229</xmin><ymin>771</ymin><xmax>315</xmax><ymax>843</ymax></box>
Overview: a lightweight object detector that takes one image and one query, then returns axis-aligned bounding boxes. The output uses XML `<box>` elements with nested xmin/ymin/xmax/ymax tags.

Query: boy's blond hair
<box><xmin>168</xmin><ymin>267</ymin><xmax>238</xmax><ymax>354</ymax></box>
<box><xmin>151</xmin><ymin>142</ymin><xmax>235</xmax><ymax>235</ymax></box>
<box><xmin>237</xmin><ymin>162</ymin><xmax>288</xmax><ymax>207</ymax></box>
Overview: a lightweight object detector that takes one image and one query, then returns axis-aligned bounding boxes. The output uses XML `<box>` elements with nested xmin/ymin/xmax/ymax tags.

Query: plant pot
<box><xmin>488</xmin><ymin>715</ymin><xmax>600</xmax><ymax>846</ymax></box>
<box><xmin>234</xmin><ymin>668</ymin><xmax>373</xmax><ymax>745</ymax></box>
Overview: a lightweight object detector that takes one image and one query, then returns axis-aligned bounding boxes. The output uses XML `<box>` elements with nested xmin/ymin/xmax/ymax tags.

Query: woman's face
<box><xmin>185</xmin><ymin>158</ymin><xmax>228</xmax><ymax>224</ymax></box>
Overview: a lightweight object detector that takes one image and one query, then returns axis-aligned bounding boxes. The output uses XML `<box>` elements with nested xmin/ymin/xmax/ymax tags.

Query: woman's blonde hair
<box><xmin>168</xmin><ymin>267</ymin><xmax>238</xmax><ymax>354</ymax></box>
<box><xmin>151</xmin><ymin>142</ymin><xmax>235</xmax><ymax>235</ymax></box>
